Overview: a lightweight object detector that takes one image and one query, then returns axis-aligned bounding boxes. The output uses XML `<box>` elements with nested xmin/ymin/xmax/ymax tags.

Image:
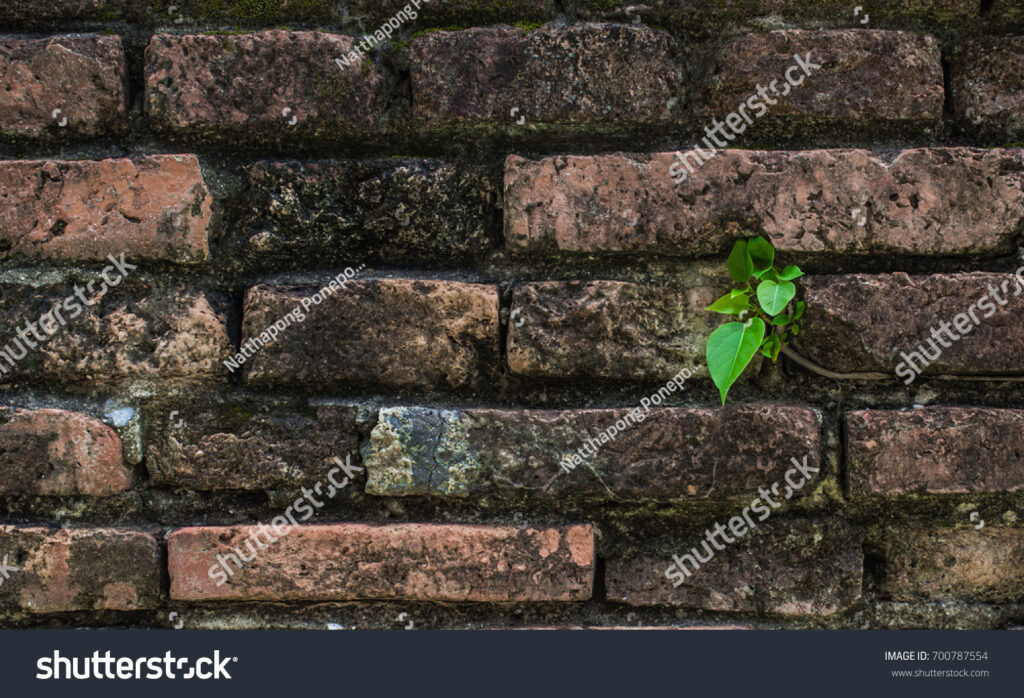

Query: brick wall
<box><xmin>1</xmin><ymin>0</ymin><xmax>1022</xmax><ymax>630</ymax></box>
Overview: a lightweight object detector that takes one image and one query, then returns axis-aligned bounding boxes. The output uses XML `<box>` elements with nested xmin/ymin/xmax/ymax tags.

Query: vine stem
<box><xmin>778</xmin><ymin>339</ymin><xmax>1024</xmax><ymax>383</ymax></box>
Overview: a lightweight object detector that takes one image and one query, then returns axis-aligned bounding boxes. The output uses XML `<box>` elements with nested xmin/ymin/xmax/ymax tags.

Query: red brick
<box><xmin>0</xmin><ymin>527</ymin><xmax>161</xmax><ymax>613</ymax></box>
<box><xmin>0</xmin><ymin>280</ymin><xmax>231</xmax><ymax>385</ymax></box>
<box><xmin>0</xmin><ymin>408</ymin><xmax>130</xmax><ymax>496</ymax></box>
<box><xmin>506</xmin><ymin>149</ymin><xmax>1024</xmax><ymax>257</ymax></box>
<box><xmin>241</xmin><ymin>279</ymin><xmax>500</xmax><ymax>391</ymax></box>
<box><xmin>708</xmin><ymin>30</ymin><xmax>942</xmax><ymax>124</ymax></box>
<box><xmin>411</xmin><ymin>24</ymin><xmax>680</xmax><ymax>127</ymax></box>
<box><xmin>145</xmin><ymin>400</ymin><xmax>361</xmax><ymax>490</ymax></box>
<box><xmin>606</xmin><ymin>519</ymin><xmax>862</xmax><ymax>615</ymax></box>
<box><xmin>168</xmin><ymin>523</ymin><xmax>594</xmax><ymax>602</ymax></box>
<box><xmin>847</xmin><ymin>408</ymin><xmax>1024</xmax><ymax>496</ymax></box>
<box><xmin>0</xmin><ymin>156</ymin><xmax>211</xmax><ymax>264</ymax></box>
<box><xmin>952</xmin><ymin>37</ymin><xmax>1024</xmax><ymax>139</ymax></box>
<box><xmin>507</xmin><ymin>281</ymin><xmax>715</xmax><ymax>381</ymax></box>
<box><xmin>797</xmin><ymin>273</ymin><xmax>1024</xmax><ymax>376</ymax></box>
<box><xmin>145</xmin><ymin>31</ymin><xmax>389</xmax><ymax>136</ymax></box>
<box><xmin>0</xmin><ymin>35</ymin><xmax>126</xmax><ymax>139</ymax></box>
<box><xmin>880</xmin><ymin>528</ymin><xmax>1024</xmax><ymax>603</ymax></box>
<box><xmin>365</xmin><ymin>404</ymin><xmax>821</xmax><ymax>501</ymax></box>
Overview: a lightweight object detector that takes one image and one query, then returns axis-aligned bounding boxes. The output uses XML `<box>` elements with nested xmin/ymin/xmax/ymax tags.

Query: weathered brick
<box><xmin>241</xmin><ymin>279</ymin><xmax>500</xmax><ymax>391</ymax></box>
<box><xmin>506</xmin><ymin>149</ymin><xmax>1024</xmax><ymax>257</ymax></box>
<box><xmin>0</xmin><ymin>35</ymin><xmax>126</xmax><ymax>139</ymax></box>
<box><xmin>0</xmin><ymin>408</ymin><xmax>129</xmax><ymax>496</ymax></box>
<box><xmin>0</xmin><ymin>156</ymin><xmax>211</xmax><ymax>264</ymax></box>
<box><xmin>0</xmin><ymin>527</ymin><xmax>161</xmax><ymax>613</ymax></box>
<box><xmin>880</xmin><ymin>528</ymin><xmax>1024</xmax><ymax>603</ymax></box>
<box><xmin>145</xmin><ymin>399</ymin><xmax>361</xmax><ymax>490</ymax></box>
<box><xmin>507</xmin><ymin>281</ymin><xmax>715</xmax><ymax>381</ymax></box>
<box><xmin>0</xmin><ymin>279</ymin><xmax>231</xmax><ymax>385</ymax></box>
<box><xmin>606</xmin><ymin>519</ymin><xmax>862</xmax><ymax>614</ymax></box>
<box><xmin>707</xmin><ymin>30</ymin><xmax>942</xmax><ymax>125</ymax></box>
<box><xmin>796</xmin><ymin>273</ymin><xmax>1024</xmax><ymax>376</ymax></box>
<box><xmin>145</xmin><ymin>31</ymin><xmax>389</xmax><ymax>136</ymax></box>
<box><xmin>411</xmin><ymin>24</ymin><xmax>680</xmax><ymax>128</ymax></box>
<box><xmin>847</xmin><ymin>408</ymin><xmax>1024</xmax><ymax>496</ymax></box>
<box><xmin>951</xmin><ymin>36</ymin><xmax>1024</xmax><ymax>139</ymax></box>
<box><xmin>223</xmin><ymin>160</ymin><xmax>499</xmax><ymax>270</ymax></box>
<box><xmin>364</xmin><ymin>404</ymin><xmax>820</xmax><ymax>501</ymax></box>
<box><xmin>168</xmin><ymin>523</ymin><xmax>594</xmax><ymax>602</ymax></box>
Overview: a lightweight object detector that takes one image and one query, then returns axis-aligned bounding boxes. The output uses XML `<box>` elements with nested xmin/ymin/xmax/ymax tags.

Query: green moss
<box><xmin>511</xmin><ymin>20</ymin><xmax>545</xmax><ymax>32</ymax></box>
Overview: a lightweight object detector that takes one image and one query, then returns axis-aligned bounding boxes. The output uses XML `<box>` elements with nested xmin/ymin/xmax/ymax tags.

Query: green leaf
<box><xmin>791</xmin><ymin>323</ymin><xmax>800</xmax><ymax>336</ymax></box>
<box><xmin>777</xmin><ymin>265</ymin><xmax>804</xmax><ymax>281</ymax></box>
<box><xmin>706</xmin><ymin>318</ymin><xmax>765</xmax><ymax>405</ymax></box>
<box><xmin>727</xmin><ymin>240</ymin><xmax>753</xmax><ymax>283</ymax></box>
<box><xmin>706</xmin><ymin>292</ymin><xmax>751</xmax><ymax>315</ymax></box>
<box><xmin>756</xmin><ymin>280</ymin><xmax>796</xmax><ymax>316</ymax></box>
<box><xmin>759</xmin><ymin>333</ymin><xmax>781</xmax><ymax>360</ymax></box>
<box><xmin>771</xmin><ymin>314</ymin><xmax>791</xmax><ymax>326</ymax></box>
<box><xmin>793</xmin><ymin>300</ymin><xmax>805</xmax><ymax>320</ymax></box>
<box><xmin>747</xmin><ymin>236</ymin><xmax>775</xmax><ymax>271</ymax></box>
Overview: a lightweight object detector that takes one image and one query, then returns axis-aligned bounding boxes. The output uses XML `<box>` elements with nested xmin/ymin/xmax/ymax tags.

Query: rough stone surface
<box><xmin>0</xmin><ymin>156</ymin><xmax>211</xmax><ymax>264</ymax></box>
<box><xmin>0</xmin><ymin>408</ymin><xmax>129</xmax><ymax>496</ymax></box>
<box><xmin>145</xmin><ymin>400</ymin><xmax>361</xmax><ymax>490</ymax></box>
<box><xmin>145</xmin><ymin>31</ymin><xmax>389</xmax><ymax>136</ymax></box>
<box><xmin>508</xmin><ymin>281</ymin><xmax>717</xmax><ymax>381</ymax></box>
<box><xmin>0</xmin><ymin>280</ymin><xmax>232</xmax><ymax>385</ymax></box>
<box><xmin>707</xmin><ymin>30</ymin><xmax>943</xmax><ymax>123</ymax></box>
<box><xmin>168</xmin><ymin>523</ymin><xmax>595</xmax><ymax>602</ymax></box>
<box><xmin>411</xmin><ymin>24</ymin><xmax>680</xmax><ymax>127</ymax></box>
<box><xmin>0</xmin><ymin>35</ymin><xmax>127</xmax><ymax>139</ymax></box>
<box><xmin>796</xmin><ymin>273</ymin><xmax>1024</xmax><ymax>375</ymax></box>
<box><xmin>242</xmin><ymin>279</ymin><xmax>500</xmax><ymax>391</ymax></box>
<box><xmin>0</xmin><ymin>527</ymin><xmax>161</xmax><ymax>613</ymax></box>
<box><xmin>364</xmin><ymin>404</ymin><xmax>820</xmax><ymax>501</ymax></box>
<box><xmin>606</xmin><ymin>519</ymin><xmax>863</xmax><ymax>615</ymax></box>
<box><xmin>880</xmin><ymin>529</ymin><xmax>1024</xmax><ymax>603</ymax></box>
<box><xmin>223</xmin><ymin>159</ymin><xmax>499</xmax><ymax>270</ymax></box>
<box><xmin>847</xmin><ymin>408</ymin><xmax>1024</xmax><ymax>496</ymax></box>
<box><xmin>951</xmin><ymin>36</ymin><xmax>1024</xmax><ymax>139</ymax></box>
<box><xmin>505</xmin><ymin>149</ymin><xmax>1024</xmax><ymax>257</ymax></box>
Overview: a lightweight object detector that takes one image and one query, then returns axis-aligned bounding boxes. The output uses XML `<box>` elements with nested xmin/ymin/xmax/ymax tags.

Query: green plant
<box><xmin>705</xmin><ymin>236</ymin><xmax>805</xmax><ymax>404</ymax></box>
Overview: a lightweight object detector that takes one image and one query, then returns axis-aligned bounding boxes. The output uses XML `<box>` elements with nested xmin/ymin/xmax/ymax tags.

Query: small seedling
<box><xmin>705</xmin><ymin>236</ymin><xmax>804</xmax><ymax>404</ymax></box>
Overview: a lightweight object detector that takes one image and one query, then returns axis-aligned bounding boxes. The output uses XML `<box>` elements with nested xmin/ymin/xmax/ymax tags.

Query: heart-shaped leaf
<box><xmin>747</xmin><ymin>236</ymin><xmax>774</xmax><ymax>271</ymax></box>
<box><xmin>757</xmin><ymin>280</ymin><xmax>796</xmax><ymax>316</ymax></box>
<box><xmin>707</xmin><ymin>318</ymin><xmax>765</xmax><ymax>404</ymax></box>
<box><xmin>707</xmin><ymin>292</ymin><xmax>752</xmax><ymax>315</ymax></box>
<box><xmin>777</xmin><ymin>265</ymin><xmax>804</xmax><ymax>281</ymax></box>
<box><xmin>727</xmin><ymin>239</ymin><xmax>753</xmax><ymax>282</ymax></box>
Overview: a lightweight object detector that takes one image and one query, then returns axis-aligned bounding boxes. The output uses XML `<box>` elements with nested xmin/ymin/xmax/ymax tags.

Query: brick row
<box><xmin>363</xmin><ymin>404</ymin><xmax>820</xmax><ymax>501</ymax></box>
<box><xmin>506</xmin><ymin>149</ymin><xmax>1024</xmax><ymax>257</ymax></box>
<box><xmin>168</xmin><ymin>523</ymin><xmax>595</xmax><ymax>602</ymax></box>
<box><xmin>2</xmin><ymin>29</ymin><xmax>1021</xmax><ymax>140</ymax></box>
